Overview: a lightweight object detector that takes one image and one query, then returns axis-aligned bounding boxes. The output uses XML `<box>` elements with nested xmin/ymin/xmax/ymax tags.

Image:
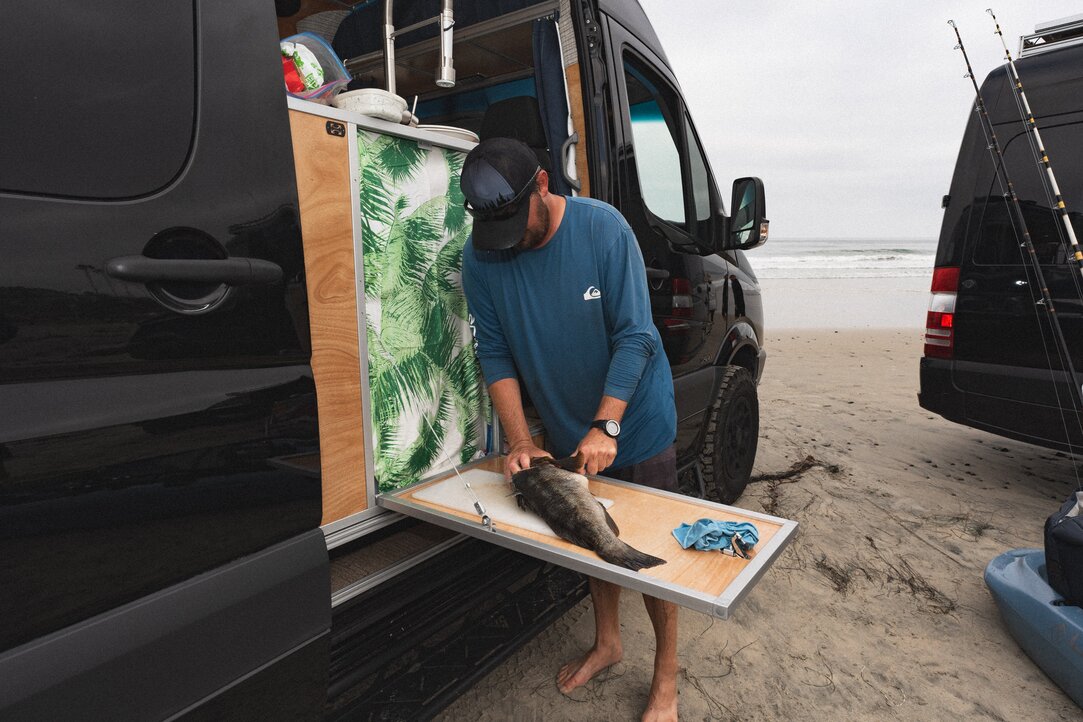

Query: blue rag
<box><xmin>672</xmin><ymin>519</ymin><xmax>759</xmax><ymax>553</ymax></box>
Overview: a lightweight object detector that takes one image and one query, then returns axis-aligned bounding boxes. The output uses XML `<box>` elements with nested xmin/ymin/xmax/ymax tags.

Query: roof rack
<box><xmin>1020</xmin><ymin>14</ymin><xmax>1083</xmax><ymax>57</ymax></box>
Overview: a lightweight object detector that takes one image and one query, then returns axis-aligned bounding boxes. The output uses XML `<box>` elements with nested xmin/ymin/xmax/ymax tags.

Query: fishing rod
<box><xmin>948</xmin><ymin>20</ymin><xmax>1083</xmax><ymax>424</ymax></box>
<box><xmin>987</xmin><ymin>8</ymin><xmax>1083</xmax><ymax>278</ymax></box>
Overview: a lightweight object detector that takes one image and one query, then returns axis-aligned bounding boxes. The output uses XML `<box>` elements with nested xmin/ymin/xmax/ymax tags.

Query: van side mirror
<box><xmin>724</xmin><ymin>177</ymin><xmax>768</xmax><ymax>251</ymax></box>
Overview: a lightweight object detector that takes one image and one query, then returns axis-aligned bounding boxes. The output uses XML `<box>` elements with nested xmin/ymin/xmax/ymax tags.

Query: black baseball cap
<box><xmin>461</xmin><ymin>137</ymin><xmax>541</xmax><ymax>250</ymax></box>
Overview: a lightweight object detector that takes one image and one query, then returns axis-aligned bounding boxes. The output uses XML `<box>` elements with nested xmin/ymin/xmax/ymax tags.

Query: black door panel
<box><xmin>954</xmin><ymin>122</ymin><xmax>1083</xmax><ymax>442</ymax></box>
<box><xmin>0</xmin><ymin>531</ymin><xmax>329</xmax><ymax>721</ymax></box>
<box><xmin>0</xmin><ymin>0</ymin><xmax>323</xmax><ymax>684</ymax></box>
<box><xmin>602</xmin><ymin>14</ymin><xmax>736</xmax><ymax>454</ymax></box>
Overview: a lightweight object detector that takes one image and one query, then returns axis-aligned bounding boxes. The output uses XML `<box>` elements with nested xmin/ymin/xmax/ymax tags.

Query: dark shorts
<box><xmin>606</xmin><ymin>444</ymin><xmax>678</xmax><ymax>493</ymax></box>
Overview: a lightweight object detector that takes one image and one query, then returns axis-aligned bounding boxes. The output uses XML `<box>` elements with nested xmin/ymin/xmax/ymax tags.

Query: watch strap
<box><xmin>590</xmin><ymin>419</ymin><xmax>620</xmax><ymax>438</ymax></box>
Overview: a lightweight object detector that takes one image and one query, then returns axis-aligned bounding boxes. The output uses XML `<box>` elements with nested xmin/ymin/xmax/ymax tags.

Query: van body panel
<box><xmin>0</xmin><ymin>0</ymin><xmax>326</xmax><ymax>708</ymax></box>
<box><xmin>598</xmin><ymin>11</ymin><xmax>763</xmax><ymax>458</ymax></box>
<box><xmin>2</xmin><ymin>1</ymin><xmax>770</xmax><ymax>716</ymax></box>
<box><xmin>597</xmin><ymin>0</ymin><xmax>670</xmax><ymax>67</ymax></box>
<box><xmin>921</xmin><ymin>42</ymin><xmax>1083</xmax><ymax>451</ymax></box>
<box><xmin>0</xmin><ymin>530</ymin><xmax>329</xmax><ymax>721</ymax></box>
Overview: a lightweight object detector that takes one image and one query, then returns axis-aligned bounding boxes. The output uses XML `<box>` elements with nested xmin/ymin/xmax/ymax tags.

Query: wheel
<box><xmin>699</xmin><ymin>365</ymin><xmax>759</xmax><ymax>504</ymax></box>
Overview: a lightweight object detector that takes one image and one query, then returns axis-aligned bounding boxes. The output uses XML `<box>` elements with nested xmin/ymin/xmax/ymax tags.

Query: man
<box><xmin>459</xmin><ymin>137</ymin><xmax>680</xmax><ymax>722</ymax></box>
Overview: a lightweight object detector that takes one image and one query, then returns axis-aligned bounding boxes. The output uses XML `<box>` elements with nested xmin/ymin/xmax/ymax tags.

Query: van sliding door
<box><xmin>0</xmin><ymin>2</ymin><xmax>327</xmax><ymax>717</ymax></box>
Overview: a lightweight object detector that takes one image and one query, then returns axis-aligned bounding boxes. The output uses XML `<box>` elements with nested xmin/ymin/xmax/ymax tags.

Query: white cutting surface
<box><xmin>412</xmin><ymin>467</ymin><xmax>613</xmax><ymax>539</ymax></box>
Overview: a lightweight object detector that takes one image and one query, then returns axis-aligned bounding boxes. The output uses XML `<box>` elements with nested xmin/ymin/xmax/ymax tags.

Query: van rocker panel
<box><xmin>0</xmin><ymin>530</ymin><xmax>329</xmax><ymax>721</ymax></box>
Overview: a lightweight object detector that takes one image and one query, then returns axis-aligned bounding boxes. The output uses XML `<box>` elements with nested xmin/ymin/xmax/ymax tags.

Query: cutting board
<box><xmin>411</xmin><ymin>467</ymin><xmax>613</xmax><ymax>538</ymax></box>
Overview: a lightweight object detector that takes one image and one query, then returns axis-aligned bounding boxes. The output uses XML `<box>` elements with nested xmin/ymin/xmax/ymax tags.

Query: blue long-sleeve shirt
<box><xmin>461</xmin><ymin>197</ymin><xmax>676</xmax><ymax>468</ymax></box>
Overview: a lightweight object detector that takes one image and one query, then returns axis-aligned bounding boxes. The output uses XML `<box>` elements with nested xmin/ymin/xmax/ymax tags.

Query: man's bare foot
<box><xmin>641</xmin><ymin>668</ymin><xmax>678</xmax><ymax>721</ymax></box>
<box><xmin>556</xmin><ymin>644</ymin><xmax>622</xmax><ymax>694</ymax></box>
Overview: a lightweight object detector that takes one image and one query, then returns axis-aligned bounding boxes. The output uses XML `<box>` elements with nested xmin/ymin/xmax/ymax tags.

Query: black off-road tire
<box><xmin>700</xmin><ymin>365</ymin><xmax>759</xmax><ymax>504</ymax></box>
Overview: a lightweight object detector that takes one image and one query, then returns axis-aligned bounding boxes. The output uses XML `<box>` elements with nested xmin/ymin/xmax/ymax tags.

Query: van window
<box><xmin>971</xmin><ymin>125</ymin><xmax>1082</xmax><ymax>266</ymax></box>
<box><xmin>0</xmin><ymin>3</ymin><xmax>195</xmax><ymax>199</ymax></box>
<box><xmin>623</xmin><ymin>56</ymin><xmax>685</xmax><ymax>225</ymax></box>
<box><xmin>686</xmin><ymin>115</ymin><xmax>712</xmax><ymax>224</ymax></box>
<box><xmin>970</xmin><ymin>199</ymin><xmax>1066</xmax><ymax>265</ymax></box>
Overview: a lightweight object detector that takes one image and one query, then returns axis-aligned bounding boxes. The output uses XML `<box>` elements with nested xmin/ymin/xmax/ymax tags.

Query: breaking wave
<box><xmin>749</xmin><ymin>239</ymin><xmax>937</xmax><ymax>279</ymax></box>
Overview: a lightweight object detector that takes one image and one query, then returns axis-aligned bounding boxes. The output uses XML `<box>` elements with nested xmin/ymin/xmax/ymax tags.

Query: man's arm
<box><xmin>574</xmin><ymin>212</ymin><xmax>659</xmax><ymax>475</ymax></box>
<box><xmin>599</xmin><ymin>216</ymin><xmax>659</xmax><ymax>401</ymax></box>
<box><xmin>574</xmin><ymin>395</ymin><xmax>627</xmax><ymax>475</ymax></box>
<box><xmin>461</xmin><ymin>249</ymin><xmax>545</xmax><ymax>477</ymax></box>
<box><xmin>489</xmin><ymin>377</ymin><xmax>552</xmax><ymax>477</ymax></box>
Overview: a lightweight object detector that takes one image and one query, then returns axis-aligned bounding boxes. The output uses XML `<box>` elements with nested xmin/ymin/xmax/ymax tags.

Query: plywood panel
<box><xmin>289</xmin><ymin>109</ymin><xmax>369</xmax><ymax>525</ymax></box>
<box><xmin>398</xmin><ymin>457</ymin><xmax>785</xmax><ymax>599</ymax></box>
<box><xmin>565</xmin><ymin>62</ymin><xmax>591</xmax><ymax>198</ymax></box>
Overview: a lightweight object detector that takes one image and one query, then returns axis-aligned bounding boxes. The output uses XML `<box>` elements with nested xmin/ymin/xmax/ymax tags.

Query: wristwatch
<box><xmin>590</xmin><ymin>419</ymin><xmax>621</xmax><ymax>439</ymax></box>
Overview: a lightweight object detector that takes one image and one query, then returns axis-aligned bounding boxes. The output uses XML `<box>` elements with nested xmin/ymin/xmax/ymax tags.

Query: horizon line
<box><xmin>768</xmin><ymin>237</ymin><xmax>937</xmax><ymax>242</ymax></box>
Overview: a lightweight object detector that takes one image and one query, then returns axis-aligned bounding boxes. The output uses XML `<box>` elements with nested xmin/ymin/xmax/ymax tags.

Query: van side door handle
<box><xmin>105</xmin><ymin>256</ymin><xmax>283</xmax><ymax>285</ymax></box>
<box><xmin>644</xmin><ymin>267</ymin><xmax>670</xmax><ymax>280</ymax></box>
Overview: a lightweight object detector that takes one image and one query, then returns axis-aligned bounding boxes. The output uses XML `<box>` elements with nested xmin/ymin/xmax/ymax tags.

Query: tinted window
<box><xmin>623</xmin><ymin>55</ymin><xmax>685</xmax><ymax>225</ymax></box>
<box><xmin>971</xmin><ymin>124</ymin><xmax>1083</xmax><ymax>266</ymax></box>
<box><xmin>0</xmin><ymin>3</ymin><xmax>195</xmax><ymax>199</ymax></box>
<box><xmin>686</xmin><ymin>115</ymin><xmax>712</xmax><ymax>224</ymax></box>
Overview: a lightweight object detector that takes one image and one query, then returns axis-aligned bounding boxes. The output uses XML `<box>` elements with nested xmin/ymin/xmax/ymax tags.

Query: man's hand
<box><xmin>505</xmin><ymin>440</ymin><xmax>552</xmax><ymax>478</ymax></box>
<box><xmin>574</xmin><ymin>428</ymin><xmax>617</xmax><ymax>476</ymax></box>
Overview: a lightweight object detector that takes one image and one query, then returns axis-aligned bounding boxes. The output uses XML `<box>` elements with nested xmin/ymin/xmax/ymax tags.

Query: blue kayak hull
<box><xmin>984</xmin><ymin>548</ymin><xmax>1083</xmax><ymax>708</ymax></box>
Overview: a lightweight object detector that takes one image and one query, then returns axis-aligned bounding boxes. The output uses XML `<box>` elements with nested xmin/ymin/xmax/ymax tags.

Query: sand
<box><xmin>757</xmin><ymin>277</ymin><xmax>931</xmax><ymax>329</ymax></box>
<box><xmin>437</xmin><ymin>329</ymin><xmax>1083</xmax><ymax>721</ymax></box>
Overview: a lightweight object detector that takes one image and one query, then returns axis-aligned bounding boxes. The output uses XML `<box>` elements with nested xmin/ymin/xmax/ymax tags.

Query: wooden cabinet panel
<box><xmin>289</xmin><ymin>109</ymin><xmax>369</xmax><ymax>525</ymax></box>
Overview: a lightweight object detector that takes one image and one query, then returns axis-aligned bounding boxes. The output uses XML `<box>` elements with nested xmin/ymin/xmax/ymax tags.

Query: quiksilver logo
<box><xmin>583</xmin><ymin>286</ymin><xmax>601</xmax><ymax>301</ymax></box>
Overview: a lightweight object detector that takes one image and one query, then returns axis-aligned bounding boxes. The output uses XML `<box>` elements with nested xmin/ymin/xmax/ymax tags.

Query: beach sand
<box><xmin>757</xmin><ymin>276</ymin><xmax>932</xmax><ymax>329</ymax></box>
<box><xmin>437</xmin><ymin>329</ymin><xmax>1082</xmax><ymax>721</ymax></box>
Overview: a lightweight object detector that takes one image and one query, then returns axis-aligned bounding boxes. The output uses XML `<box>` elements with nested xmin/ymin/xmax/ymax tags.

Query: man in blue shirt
<box><xmin>460</xmin><ymin>138</ymin><xmax>679</xmax><ymax>722</ymax></box>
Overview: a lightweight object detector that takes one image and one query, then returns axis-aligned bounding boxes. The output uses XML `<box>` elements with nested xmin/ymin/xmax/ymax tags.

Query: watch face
<box><xmin>605</xmin><ymin>420</ymin><xmax>620</xmax><ymax>437</ymax></box>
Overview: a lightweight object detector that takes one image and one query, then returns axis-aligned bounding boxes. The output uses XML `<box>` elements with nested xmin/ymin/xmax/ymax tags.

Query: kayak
<box><xmin>984</xmin><ymin>548</ymin><xmax>1083</xmax><ymax>708</ymax></box>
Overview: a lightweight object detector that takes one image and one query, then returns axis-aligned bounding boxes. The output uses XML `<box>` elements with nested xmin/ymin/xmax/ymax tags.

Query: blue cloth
<box><xmin>672</xmin><ymin>519</ymin><xmax>760</xmax><ymax>553</ymax></box>
<box><xmin>461</xmin><ymin>197</ymin><xmax>676</xmax><ymax>468</ymax></box>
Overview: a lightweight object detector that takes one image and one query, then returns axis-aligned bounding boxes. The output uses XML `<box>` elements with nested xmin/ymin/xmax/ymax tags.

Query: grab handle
<box><xmin>559</xmin><ymin>131</ymin><xmax>581</xmax><ymax>192</ymax></box>
<box><xmin>105</xmin><ymin>256</ymin><xmax>282</xmax><ymax>285</ymax></box>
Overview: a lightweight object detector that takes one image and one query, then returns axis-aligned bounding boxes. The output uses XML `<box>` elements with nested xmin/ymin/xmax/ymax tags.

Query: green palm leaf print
<box><xmin>358</xmin><ymin>131</ymin><xmax>489</xmax><ymax>492</ymax></box>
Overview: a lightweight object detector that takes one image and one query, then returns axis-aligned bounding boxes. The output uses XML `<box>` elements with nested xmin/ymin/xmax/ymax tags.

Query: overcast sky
<box><xmin>639</xmin><ymin>1</ymin><xmax>1081</xmax><ymax>240</ymax></box>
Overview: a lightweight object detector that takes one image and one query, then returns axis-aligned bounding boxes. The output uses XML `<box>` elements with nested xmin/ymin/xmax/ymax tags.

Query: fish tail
<box><xmin>598</xmin><ymin>539</ymin><xmax>666</xmax><ymax>571</ymax></box>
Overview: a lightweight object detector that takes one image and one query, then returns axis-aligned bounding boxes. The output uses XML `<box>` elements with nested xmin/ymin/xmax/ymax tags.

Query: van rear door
<box><xmin>952</xmin><ymin>71</ymin><xmax>1083</xmax><ymax>448</ymax></box>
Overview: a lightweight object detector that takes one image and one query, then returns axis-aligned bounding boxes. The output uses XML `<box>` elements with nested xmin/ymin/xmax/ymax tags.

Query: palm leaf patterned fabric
<box><xmin>357</xmin><ymin>130</ymin><xmax>488</xmax><ymax>491</ymax></box>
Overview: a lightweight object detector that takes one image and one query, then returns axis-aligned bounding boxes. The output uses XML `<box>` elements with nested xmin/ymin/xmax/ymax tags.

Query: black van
<box><xmin>920</xmin><ymin>16</ymin><xmax>1083</xmax><ymax>452</ymax></box>
<box><xmin>0</xmin><ymin>1</ymin><xmax>769</xmax><ymax>719</ymax></box>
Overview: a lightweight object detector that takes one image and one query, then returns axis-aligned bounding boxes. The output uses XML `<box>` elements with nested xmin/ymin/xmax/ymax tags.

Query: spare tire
<box><xmin>699</xmin><ymin>365</ymin><xmax>758</xmax><ymax>504</ymax></box>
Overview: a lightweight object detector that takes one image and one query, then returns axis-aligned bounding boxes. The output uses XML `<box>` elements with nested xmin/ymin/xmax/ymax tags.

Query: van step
<box><xmin>324</xmin><ymin>539</ymin><xmax>586</xmax><ymax>721</ymax></box>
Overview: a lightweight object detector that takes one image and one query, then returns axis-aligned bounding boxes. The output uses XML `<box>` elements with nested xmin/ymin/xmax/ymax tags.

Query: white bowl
<box><xmin>417</xmin><ymin>124</ymin><xmax>480</xmax><ymax>144</ymax></box>
<box><xmin>332</xmin><ymin>88</ymin><xmax>407</xmax><ymax>122</ymax></box>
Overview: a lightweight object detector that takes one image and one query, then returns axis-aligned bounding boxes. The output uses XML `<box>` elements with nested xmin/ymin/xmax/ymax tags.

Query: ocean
<box><xmin>747</xmin><ymin>238</ymin><xmax>937</xmax><ymax>329</ymax></box>
<box><xmin>751</xmin><ymin>238</ymin><xmax>938</xmax><ymax>280</ymax></box>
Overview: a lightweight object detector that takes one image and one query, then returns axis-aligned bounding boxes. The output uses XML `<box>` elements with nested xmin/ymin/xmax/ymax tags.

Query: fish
<box><xmin>511</xmin><ymin>455</ymin><xmax>666</xmax><ymax>571</ymax></box>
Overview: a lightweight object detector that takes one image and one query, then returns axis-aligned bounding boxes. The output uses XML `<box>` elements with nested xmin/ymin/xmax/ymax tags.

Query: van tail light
<box><xmin>671</xmin><ymin>278</ymin><xmax>693</xmax><ymax>318</ymax></box>
<box><xmin>925</xmin><ymin>266</ymin><xmax>959</xmax><ymax>359</ymax></box>
<box><xmin>664</xmin><ymin>277</ymin><xmax>693</xmax><ymax>329</ymax></box>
